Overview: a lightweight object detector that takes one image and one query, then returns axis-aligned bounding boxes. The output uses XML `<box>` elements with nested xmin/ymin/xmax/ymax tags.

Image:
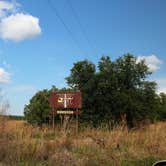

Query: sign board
<box><xmin>50</xmin><ymin>92</ymin><xmax>82</xmax><ymax>109</ymax></box>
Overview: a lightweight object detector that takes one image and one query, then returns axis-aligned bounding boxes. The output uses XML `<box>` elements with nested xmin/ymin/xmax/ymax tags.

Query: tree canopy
<box><xmin>24</xmin><ymin>89</ymin><xmax>51</xmax><ymax>125</ymax></box>
<box><xmin>24</xmin><ymin>54</ymin><xmax>166</xmax><ymax>127</ymax></box>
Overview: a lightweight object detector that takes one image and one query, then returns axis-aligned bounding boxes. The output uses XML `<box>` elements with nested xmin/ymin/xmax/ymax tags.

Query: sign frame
<box><xmin>50</xmin><ymin>92</ymin><xmax>82</xmax><ymax>109</ymax></box>
<box><xmin>49</xmin><ymin>91</ymin><xmax>82</xmax><ymax>132</ymax></box>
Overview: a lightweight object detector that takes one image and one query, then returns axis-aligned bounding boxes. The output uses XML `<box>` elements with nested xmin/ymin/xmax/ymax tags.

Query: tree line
<box><xmin>24</xmin><ymin>54</ymin><xmax>166</xmax><ymax>128</ymax></box>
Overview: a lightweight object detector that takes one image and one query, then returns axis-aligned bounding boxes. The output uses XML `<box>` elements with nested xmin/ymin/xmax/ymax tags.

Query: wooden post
<box><xmin>60</xmin><ymin>115</ymin><xmax>63</xmax><ymax>128</ymax></box>
<box><xmin>76</xmin><ymin>109</ymin><xmax>78</xmax><ymax>133</ymax></box>
<box><xmin>52</xmin><ymin>107</ymin><xmax>55</xmax><ymax>130</ymax></box>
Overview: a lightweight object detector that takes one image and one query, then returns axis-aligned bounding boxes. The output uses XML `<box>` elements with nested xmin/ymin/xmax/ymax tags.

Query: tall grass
<box><xmin>0</xmin><ymin>120</ymin><xmax>165</xmax><ymax>166</ymax></box>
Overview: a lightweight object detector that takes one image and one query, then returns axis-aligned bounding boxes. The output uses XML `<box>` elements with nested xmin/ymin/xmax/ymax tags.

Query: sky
<box><xmin>0</xmin><ymin>0</ymin><xmax>166</xmax><ymax>115</ymax></box>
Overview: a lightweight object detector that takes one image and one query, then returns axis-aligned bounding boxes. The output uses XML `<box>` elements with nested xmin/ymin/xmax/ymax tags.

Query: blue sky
<box><xmin>0</xmin><ymin>0</ymin><xmax>166</xmax><ymax>115</ymax></box>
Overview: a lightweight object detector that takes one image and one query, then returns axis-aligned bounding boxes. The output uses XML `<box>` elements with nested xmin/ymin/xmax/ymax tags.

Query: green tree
<box><xmin>66</xmin><ymin>60</ymin><xmax>96</xmax><ymax>124</ymax></box>
<box><xmin>66</xmin><ymin>60</ymin><xmax>96</xmax><ymax>90</ymax></box>
<box><xmin>24</xmin><ymin>89</ymin><xmax>51</xmax><ymax>125</ymax></box>
<box><xmin>24</xmin><ymin>54</ymin><xmax>163</xmax><ymax>127</ymax></box>
<box><xmin>111</xmin><ymin>55</ymin><xmax>156</xmax><ymax>127</ymax></box>
<box><xmin>66</xmin><ymin>54</ymin><xmax>159</xmax><ymax>127</ymax></box>
<box><xmin>158</xmin><ymin>93</ymin><xmax>166</xmax><ymax>120</ymax></box>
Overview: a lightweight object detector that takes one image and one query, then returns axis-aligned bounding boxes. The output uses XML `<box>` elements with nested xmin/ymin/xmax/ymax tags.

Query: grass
<box><xmin>0</xmin><ymin>117</ymin><xmax>165</xmax><ymax>166</ymax></box>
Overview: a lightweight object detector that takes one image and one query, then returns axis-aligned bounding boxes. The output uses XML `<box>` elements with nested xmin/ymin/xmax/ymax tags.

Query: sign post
<box><xmin>76</xmin><ymin>109</ymin><xmax>78</xmax><ymax>133</ymax></box>
<box><xmin>50</xmin><ymin>92</ymin><xmax>82</xmax><ymax>133</ymax></box>
<box><xmin>52</xmin><ymin>107</ymin><xmax>55</xmax><ymax>130</ymax></box>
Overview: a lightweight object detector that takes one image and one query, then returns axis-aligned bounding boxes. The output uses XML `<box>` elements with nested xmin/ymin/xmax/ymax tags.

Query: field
<box><xmin>0</xmin><ymin>118</ymin><xmax>165</xmax><ymax>166</ymax></box>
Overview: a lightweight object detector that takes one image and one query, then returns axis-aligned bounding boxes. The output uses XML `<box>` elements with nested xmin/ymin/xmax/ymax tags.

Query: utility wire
<box><xmin>47</xmin><ymin>0</ymin><xmax>86</xmax><ymax>56</ymax></box>
<box><xmin>66</xmin><ymin>0</ymin><xmax>96</xmax><ymax>53</ymax></box>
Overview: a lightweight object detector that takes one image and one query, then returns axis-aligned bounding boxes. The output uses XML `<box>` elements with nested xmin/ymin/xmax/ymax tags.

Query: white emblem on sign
<box><xmin>57</xmin><ymin>94</ymin><xmax>73</xmax><ymax>108</ymax></box>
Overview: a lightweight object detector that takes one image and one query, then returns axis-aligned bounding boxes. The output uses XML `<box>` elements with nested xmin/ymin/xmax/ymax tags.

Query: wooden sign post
<box><xmin>50</xmin><ymin>92</ymin><xmax>82</xmax><ymax>133</ymax></box>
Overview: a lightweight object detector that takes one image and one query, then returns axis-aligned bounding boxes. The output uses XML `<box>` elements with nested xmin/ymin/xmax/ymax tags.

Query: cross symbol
<box><xmin>58</xmin><ymin>94</ymin><xmax>73</xmax><ymax>108</ymax></box>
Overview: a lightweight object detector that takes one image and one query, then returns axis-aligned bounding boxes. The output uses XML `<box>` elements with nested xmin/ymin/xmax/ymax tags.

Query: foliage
<box><xmin>24</xmin><ymin>53</ymin><xmax>166</xmax><ymax>127</ymax></box>
<box><xmin>66</xmin><ymin>54</ymin><xmax>165</xmax><ymax>127</ymax></box>
<box><xmin>158</xmin><ymin>93</ymin><xmax>166</xmax><ymax>120</ymax></box>
<box><xmin>8</xmin><ymin>115</ymin><xmax>25</xmax><ymax>120</ymax></box>
<box><xmin>24</xmin><ymin>89</ymin><xmax>51</xmax><ymax>125</ymax></box>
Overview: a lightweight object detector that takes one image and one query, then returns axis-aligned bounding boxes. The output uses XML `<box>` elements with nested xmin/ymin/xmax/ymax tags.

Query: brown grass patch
<box><xmin>0</xmin><ymin>120</ymin><xmax>165</xmax><ymax>165</ymax></box>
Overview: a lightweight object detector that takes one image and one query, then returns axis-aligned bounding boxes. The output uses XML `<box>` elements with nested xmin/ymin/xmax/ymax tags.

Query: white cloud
<box><xmin>0</xmin><ymin>1</ymin><xmax>41</xmax><ymax>42</ymax></box>
<box><xmin>0</xmin><ymin>13</ymin><xmax>41</xmax><ymax>42</ymax></box>
<box><xmin>0</xmin><ymin>1</ymin><xmax>17</xmax><ymax>18</ymax></box>
<box><xmin>137</xmin><ymin>55</ymin><xmax>162</xmax><ymax>72</ymax></box>
<box><xmin>158</xmin><ymin>88</ymin><xmax>166</xmax><ymax>94</ymax></box>
<box><xmin>0</xmin><ymin>67</ymin><xmax>10</xmax><ymax>83</ymax></box>
<box><xmin>155</xmin><ymin>78</ymin><xmax>166</xmax><ymax>94</ymax></box>
<box><xmin>0</xmin><ymin>1</ymin><xmax>14</xmax><ymax>10</ymax></box>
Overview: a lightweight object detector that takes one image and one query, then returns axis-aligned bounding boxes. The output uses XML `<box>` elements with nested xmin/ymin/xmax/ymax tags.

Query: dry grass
<box><xmin>0</xmin><ymin>118</ymin><xmax>165</xmax><ymax>166</ymax></box>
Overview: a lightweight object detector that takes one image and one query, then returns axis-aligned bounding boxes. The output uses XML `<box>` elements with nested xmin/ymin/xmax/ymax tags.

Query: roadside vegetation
<box><xmin>24</xmin><ymin>54</ymin><xmax>166</xmax><ymax>127</ymax></box>
<box><xmin>0</xmin><ymin>119</ymin><xmax>165</xmax><ymax>166</ymax></box>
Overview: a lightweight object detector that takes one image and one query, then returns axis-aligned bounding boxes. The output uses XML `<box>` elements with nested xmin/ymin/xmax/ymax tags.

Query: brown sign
<box><xmin>50</xmin><ymin>92</ymin><xmax>82</xmax><ymax>109</ymax></box>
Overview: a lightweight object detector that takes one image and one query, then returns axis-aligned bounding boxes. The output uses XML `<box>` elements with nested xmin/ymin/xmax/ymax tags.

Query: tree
<box><xmin>24</xmin><ymin>89</ymin><xmax>50</xmax><ymax>125</ymax></box>
<box><xmin>66</xmin><ymin>60</ymin><xmax>96</xmax><ymax>90</ymax></box>
<box><xmin>111</xmin><ymin>55</ymin><xmax>156</xmax><ymax>127</ymax></box>
<box><xmin>66</xmin><ymin>60</ymin><xmax>96</xmax><ymax>124</ymax></box>
<box><xmin>24</xmin><ymin>54</ymin><xmax>164</xmax><ymax>127</ymax></box>
<box><xmin>66</xmin><ymin>54</ymin><xmax>159</xmax><ymax>127</ymax></box>
<box><xmin>158</xmin><ymin>93</ymin><xmax>166</xmax><ymax>120</ymax></box>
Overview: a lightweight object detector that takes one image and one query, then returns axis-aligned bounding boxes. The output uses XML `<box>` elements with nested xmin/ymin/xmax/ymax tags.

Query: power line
<box><xmin>66</xmin><ymin>0</ymin><xmax>96</xmax><ymax>53</ymax></box>
<box><xmin>47</xmin><ymin>0</ymin><xmax>86</xmax><ymax>55</ymax></box>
